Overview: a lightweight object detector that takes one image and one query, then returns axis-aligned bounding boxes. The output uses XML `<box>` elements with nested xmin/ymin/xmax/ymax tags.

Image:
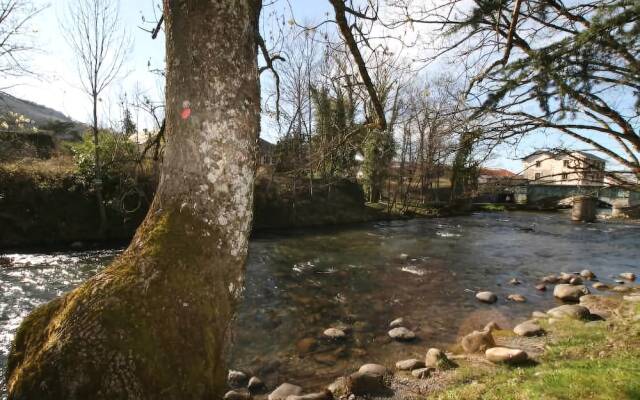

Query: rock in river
<box><xmin>541</xmin><ymin>274</ymin><xmax>559</xmax><ymax>284</ymax></box>
<box><xmin>323</xmin><ymin>328</ymin><xmax>346</xmax><ymax>339</ymax></box>
<box><xmin>620</xmin><ymin>272</ymin><xmax>636</xmax><ymax>281</ymax></box>
<box><xmin>348</xmin><ymin>372</ymin><xmax>387</xmax><ymax>396</ymax></box>
<box><xmin>389</xmin><ymin>317</ymin><xmax>404</xmax><ymax>328</ymax></box>
<box><xmin>507</xmin><ymin>294</ymin><xmax>526</xmax><ymax>303</ymax></box>
<box><xmin>476</xmin><ymin>291</ymin><xmax>497</xmax><ymax>304</ymax></box>
<box><xmin>269</xmin><ymin>383</ymin><xmax>303</xmax><ymax>400</ymax></box>
<box><xmin>509</xmin><ymin>278</ymin><xmax>522</xmax><ymax>285</ymax></box>
<box><xmin>612</xmin><ymin>285</ymin><xmax>631</xmax><ymax>293</ymax></box>
<box><xmin>228</xmin><ymin>370</ymin><xmax>249</xmax><ymax>388</ymax></box>
<box><xmin>535</xmin><ymin>284</ymin><xmax>547</xmax><ymax>291</ymax></box>
<box><xmin>592</xmin><ymin>282</ymin><xmax>608</xmax><ymax>290</ymax></box>
<box><xmin>580</xmin><ymin>269</ymin><xmax>596</xmax><ymax>280</ymax></box>
<box><xmin>388</xmin><ymin>327</ymin><xmax>416</xmax><ymax>341</ymax></box>
<box><xmin>248</xmin><ymin>377</ymin><xmax>264</xmax><ymax>392</ymax></box>
<box><xmin>425</xmin><ymin>348</ymin><xmax>455</xmax><ymax>370</ymax></box>
<box><xmin>553</xmin><ymin>284</ymin><xmax>589</xmax><ymax>301</ymax></box>
<box><xmin>485</xmin><ymin>347</ymin><xmax>528</xmax><ymax>364</ymax></box>
<box><xmin>513</xmin><ymin>321</ymin><xmax>543</xmax><ymax>337</ymax></box>
<box><xmin>225</xmin><ymin>389</ymin><xmax>251</xmax><ymax>400</ymax></box>
<box><xmin>461</xmin><ymin>330</ymin><xmax>495</xmax><ymax>353</ymax></box>
<box><xmin>547</xmin><ymin>304</ymin><xmax>590</xmax><ymax>320</ymax></box>
<box><xmin>396</xmin><ymin>359</ymin><xmax>425</xmax><ymax>371</ymax></box>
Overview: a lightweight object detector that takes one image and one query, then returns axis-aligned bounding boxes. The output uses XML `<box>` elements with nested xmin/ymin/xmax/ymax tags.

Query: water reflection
<box><xmin>1</xmin><ymin>211</ymin><xmax>639</xmax><ymax>394</ymax></box>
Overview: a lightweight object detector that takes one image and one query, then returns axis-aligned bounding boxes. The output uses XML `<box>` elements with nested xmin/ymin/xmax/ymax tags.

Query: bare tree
<box><xmin>61</xmin><ymin>0</ymin><xmax>131</xmax><ymax>236</ymax></box>
<box><xmin>0</xmin><ymin>0</ymin><xmax>43</xmax><ymax>81</ymax></box>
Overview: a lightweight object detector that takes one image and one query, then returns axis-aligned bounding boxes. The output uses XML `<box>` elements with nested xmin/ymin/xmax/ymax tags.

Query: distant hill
<box><xmin>0</xmin><ymin>91</ymin><xmax>84</xmax><ymax>139</ymax></box>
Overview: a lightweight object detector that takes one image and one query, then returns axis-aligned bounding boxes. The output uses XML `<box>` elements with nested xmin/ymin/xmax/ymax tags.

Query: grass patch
<box><xmin>434</xmin><ymin>302</ymin><xmax>640</xmax><ymax>400</ymax></box>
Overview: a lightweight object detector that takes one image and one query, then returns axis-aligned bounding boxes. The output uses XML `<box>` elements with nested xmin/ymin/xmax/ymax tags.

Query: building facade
<box><xmin>522</xmin><ymin>151</ymin><xmax>606</xmax><ymax>186</ymax></box>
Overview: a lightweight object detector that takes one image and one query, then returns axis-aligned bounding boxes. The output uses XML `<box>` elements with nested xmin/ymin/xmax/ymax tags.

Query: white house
<box><xmin>522</xmin><ymin>151</ymin><xmax>606</xmax><ymax>186</ymax></box>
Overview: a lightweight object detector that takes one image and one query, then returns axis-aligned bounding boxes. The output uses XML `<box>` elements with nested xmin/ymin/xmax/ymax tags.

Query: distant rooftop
<box><xmin>522</xmin><ymin>150</ymin><xmax>607</xmax><ymax>163</ymax></box>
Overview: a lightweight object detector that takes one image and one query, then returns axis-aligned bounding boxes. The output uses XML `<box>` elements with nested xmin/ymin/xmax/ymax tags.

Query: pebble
<box><xmin>507</xmin><ymin>294</ymin><xmax>526</xmax><ymax>302</ymax></box>
<box><xmin>461</xmin><ymin>330</ymin><xmax>495</xmax><ymax>353</ymax></box>
<box><xmin>411</xmin><ymin>367</ymin><xmax>434</xmax><ymax>379</ymax></box>
<box><xmin>425</xmin><ymin>348</ymin><xmax>455</xmax><ymax>370</ymax></box>
<box><xmin>323</xmin><ymin>328</ymin><xmax>346</xmax><ymax>339</ymax></box>
<box><xmin>620</xmin><ymin>272</ymin><xmax>636</xmax><ymax>281</ymax></box>
<box><xmin>541</xmin><ymin>274</ymin><xmax>559</xmax><ymax>284</ymax></box>
<box><xmin>228</xmin><ymin>370</ymin><xmax>249</xmax><ymax>388</ymax></box>
<box><xmin>358</xmin><ymin>363</ymin><xmax>387</xmax><ymax>376</ymax></box>
<box><xmin>509</xmin><ymin>278</ymin><xmax>521</xmax><ymax>285</ymax></box>
<box><xmin>485</xmin><ymin>347</ymin><xmax>528</xmax><ymax>364</ymax></box>
<box><xmin>580</xmin><ymin>269</ymin><xmax>596</xmax><ymax>280</ymax></box>
<box><xmin>476</xmin><ymin>291</ymin><xmax>497</xmax><ymax>304</ymax></box>
<box><xmin>388</xmin><ymin>327</ymin><xmax>416</xmax><ymax>341</ymax></box>
<box><xmin>224</xmin><ymin>389</ymin><xmax>251</xmax><ymax>400</ymax></box>
<box><xmin>296</xmin><ymin>338</ymin><xmax>317</xmax><ymax>354</ymax></box>
<box><xmin>389</xmin><ymin>317</ymin><xmax>404</xmax><ymax>328</ymax></box>
<box><xmin>553</xmin><ymin>284</ymin><xmax>590</xmax><ymax>301</ymax></box>
<box><xmin>395</xmin><ymin>359</ymin><xmax>425</xmax><ymax>371</ymax></box>
<box><xmin>269</xmin><ymin>383</ymin><xmax>303</xmax><ymax>400</ymax></box>
<box><xmin>569</xmin><ymin>276</ymin><xmax>583</xmax><ymax>285</ymax></box>
<box><xmin>513</xmin><ymin>321</ymin><xmax>544</xmax><ymax>337</ymax></box>
<box><xmin>535</xmin><ymin>284</ymin><xmax>547</xmax><ymax>291</ymax></box>
<box><xmin>547</xmin><ymin>304</ymin><xmax>590</xmax><ymax>320</ymax></box>
<box><xmin>592</xmin><ymin>282</ymin><xmax>608</xmax><ymax>290</ymax></box>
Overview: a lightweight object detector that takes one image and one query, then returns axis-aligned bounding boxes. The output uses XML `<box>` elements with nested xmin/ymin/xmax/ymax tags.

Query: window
<box><xmin>562</xmin><ymin>173</ymin><xmax>568</xmax><ymax>181</ymax></box>
<box><xmin>563</xmin><ymin>160</ymin><xmax>570</xmax><ymax>167</ymax></box>
<box><xmin>535</xmin><ymin>161</ymin><xmax>541</xmax><ymax>168</ymax></box>
<box><xmin>534</xmin><ymin>173</ymin><xmax>541</xmax><ymax>180</ymax></box>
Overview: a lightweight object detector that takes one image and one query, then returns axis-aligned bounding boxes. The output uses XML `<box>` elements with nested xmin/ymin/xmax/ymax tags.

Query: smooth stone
<box><xmin>535</xmin><ymin>284</ymin><xmax>547</xmax><ymax>291</ymax></box>
<box><xmin>547</xmin><ymin>304</ymin><xmax>590</xmax><ymax>320</ymax></box>
<box><xmin>532</xmin><ymin>311</ymin><xmax>548</xmax><ymax>319</ymax></box>
<box><xmin>323</xmin><ymin>328</ymin><xmax>346</xmax><ymax>339</ymax></box>
<box><xmin>612</xmin><ymin>285</ymin><xmax>631</xmax><ymax>293</ymax></box>
<box><xmin>507</xmin><ymin>294</ymin><xmax>526</xmax><ymax>303</ymax></box>
<box><xmin>411</xmin><ymin>367</ymin><xmax>433</xmax><ymax>379</ymax></box>
<box><xmin>388</xmin><ymin>327</ymin><xmax>416</xmax><ymax>341</ymax></box>
<box><xmin>569</xmin><ymin>277</ymin><xmax>583</xmax><ymax>285</ymax></box>
<box><xmin>620</xmin><ymin>273</ymin><xmax>636</xmax><ymax>281</ymax></box>
<box><xmin>476</xmin><ymin>291</ymin><xmax>497</xmax><ymax>304</ymax></box>
<box><xmin>484</xmin><ymin>321</ymin><xmax>501</xmax><ymax>332</ymax></box>
<box><xmin>513</xmin><ymin>321</ymin><xmax>544</xmax><ymax>337</ymax></box>
<box><xmin>286</xmin><ymin>392</ymin><xmax>332</xmax><ymax>400</ymax></box>
<box><xmin>425</xmin><ymin>348</ymin><xmax>455</xmax><ymax>370</ymax></box>
<box><xmin>485</xmin><ymin>347</ymin><xmax>528</xmax><ymax>364</ymax></box>
<box><xmin>509</xmin><ymin>278</ymin><xmax>521</xmax><ymax>285</ymax></box>
<box><xmin>580</xmin><ymin>269</ymin><xmax>596</xmax><ymax>280</ymax></box>
<box><xmin>269</xmin><ymin>383</ymin><xmax>303</xmax><ymax>400</ymax></box>
<box><xmin>228</xmin><ymin>370</ymin><xmax>249</xmax><ymax>388</ymax></box>
<box><xmin>559</xmin><ymin>273</ymin><xmax>576</xmax><ymax>283</ymax></box>
<box><xmin>395</xmin><ymin>359</ymin><xmax>425</xmax><ymax>371</ymax></box>
<box><xmin>461</xmin><ymin>330</ymin><xmax>495</xmax><ymax>353</ymax></box>
<box><xmin>389</xmin><ymin>317</ymin><xmax>404</xmax><ymax>328</ymax></box>
<box><xmin>614</xmin><ymin>279</ymin><xmax>625</xmax><ymax>284</ymax></box>
<box><xmin>348</xmin><ymin>372</ymin><xmax>386</xmax><ymax>395</ymax></box>
<box><xmin>248</xmin><ymin>377</ymin><xmax>264</xmax><ymax>391</ymax></box>
<box><xmin>553</xmin><ymin>284</ymin><xmax>590</xmax><ymax>301</ymax></box>
<box><xmin>225</xmin><ymin>389</ymin><xmax>251</xmax><ymax>400</ymax></box>
<box><xmin>358</xmin><ymin>363</ymin><xmax>387</xmax><ymax>376</ymax></box>
<box><xmin>592</xmin><ymin>282</ymin><xmax>609</xmax><ymax>290</ymax></box>
<box><xmin>541</xmin><ymin>274</ymin><xmax>559</xmax><ymax>284</ymax></box>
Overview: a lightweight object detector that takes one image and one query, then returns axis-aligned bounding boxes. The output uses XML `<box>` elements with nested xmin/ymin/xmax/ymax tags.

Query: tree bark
<box><xmin>6</xmin><ymin>2</ymin><xmax>261</xmax><ymax>399</ymax></box>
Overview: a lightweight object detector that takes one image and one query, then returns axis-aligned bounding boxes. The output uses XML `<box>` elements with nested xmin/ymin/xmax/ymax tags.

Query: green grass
<box><xmin>434</xmin><ymin>303</ymin><xmax>640</xmax><ymax>400</ymax></box>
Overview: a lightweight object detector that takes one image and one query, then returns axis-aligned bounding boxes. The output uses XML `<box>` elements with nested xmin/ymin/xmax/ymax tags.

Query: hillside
<box><xmin>0</xmin><ymin>91</ymin><xmax>74</xmax><ymax>126</ymax></box>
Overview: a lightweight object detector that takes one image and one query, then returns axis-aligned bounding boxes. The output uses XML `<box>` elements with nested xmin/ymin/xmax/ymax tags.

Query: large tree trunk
<box><xmin>6</xmin><ymin>2</ymin><xmax>261</xmax><ymax>399</ymax></box>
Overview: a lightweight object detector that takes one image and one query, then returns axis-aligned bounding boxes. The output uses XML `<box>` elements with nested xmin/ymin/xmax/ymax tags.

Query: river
<box><xmin>1</xmin><ymin>211</ymin><xmax>639</xmax><ymax>395</ymax></box>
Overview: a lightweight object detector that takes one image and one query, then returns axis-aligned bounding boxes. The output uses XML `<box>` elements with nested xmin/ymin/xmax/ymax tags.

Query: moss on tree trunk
<box><xmin>6</xmin><ymin>1</ymin><xmax>262</xmax><ymax>399</ymax></box>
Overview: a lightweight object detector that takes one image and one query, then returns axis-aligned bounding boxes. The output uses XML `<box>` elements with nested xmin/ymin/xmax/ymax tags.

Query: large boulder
<box><xmin>358</xmin><ymin>363</ymin><xmax>387</xmax><ymax>376</ymax></box>
<box><xmin>553</xmin><ymin>284</ymin><xmax>589</xmax><ymax>301</ymax></box>
<box><xmin>269</xmin><ymin>383</ymin><xmax>303</xmax><ymax>400</ymax></box>
<box><xmin>228</xmin><ymin>370</ymin><xmax>249</xmax><ymax>388</ymax></box>
<box><xmin>348</xmin><ymin>372</ymin><xmax>387</xmax><ymax>396</ymax></box>
<box><xmin>547</xmin><ymin>304</ymin><xmax>591</xmax><ymax>320</ymax></box>
<box><xmin>513</xmin><ymin>321</ymin><xmax>544</xmax><ymax>337</ymax></box>
<box><xmin>485</xmin><ymin>347</ymin><xmax>528</xmax><ymax>364</ymax></box>
<box><xmin>425</xmin><ymin>348</ymin><xmax>455</xmax><ymax>370</ymax></box>
<box><xmin>620</xmin><ymin>272</ymin><xmax>636</xmax><ymax>281</ymax></box>
<box><xmin>461</xmin><ymin>330</ymin><xmax>495</xmax><ymax>353</ymax></box>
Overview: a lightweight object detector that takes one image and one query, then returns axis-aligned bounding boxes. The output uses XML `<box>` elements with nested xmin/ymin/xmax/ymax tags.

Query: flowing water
<box><xmin>1</xmin><ymin>211</ymin><xmax>639</xmax><ymax>394</ymax></box>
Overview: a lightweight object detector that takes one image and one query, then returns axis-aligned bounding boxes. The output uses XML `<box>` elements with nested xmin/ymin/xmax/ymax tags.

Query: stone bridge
<box><xmin>511</xmin><ymin>184</ymin><xmax>640</xmax><ymax>209</ymax></box>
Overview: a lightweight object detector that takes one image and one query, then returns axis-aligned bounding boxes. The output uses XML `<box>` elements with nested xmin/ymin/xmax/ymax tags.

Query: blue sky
<box><xmin>2</xmin><ymin>0</ymin><xmax>591</xmax><ymax>173</ymax></box>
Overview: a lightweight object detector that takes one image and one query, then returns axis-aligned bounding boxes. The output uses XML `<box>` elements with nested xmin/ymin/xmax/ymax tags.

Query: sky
<box><xmin>1</xmin><ymin>0</ymin><xmax>606</xmax><ymax>174</ymax></box>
